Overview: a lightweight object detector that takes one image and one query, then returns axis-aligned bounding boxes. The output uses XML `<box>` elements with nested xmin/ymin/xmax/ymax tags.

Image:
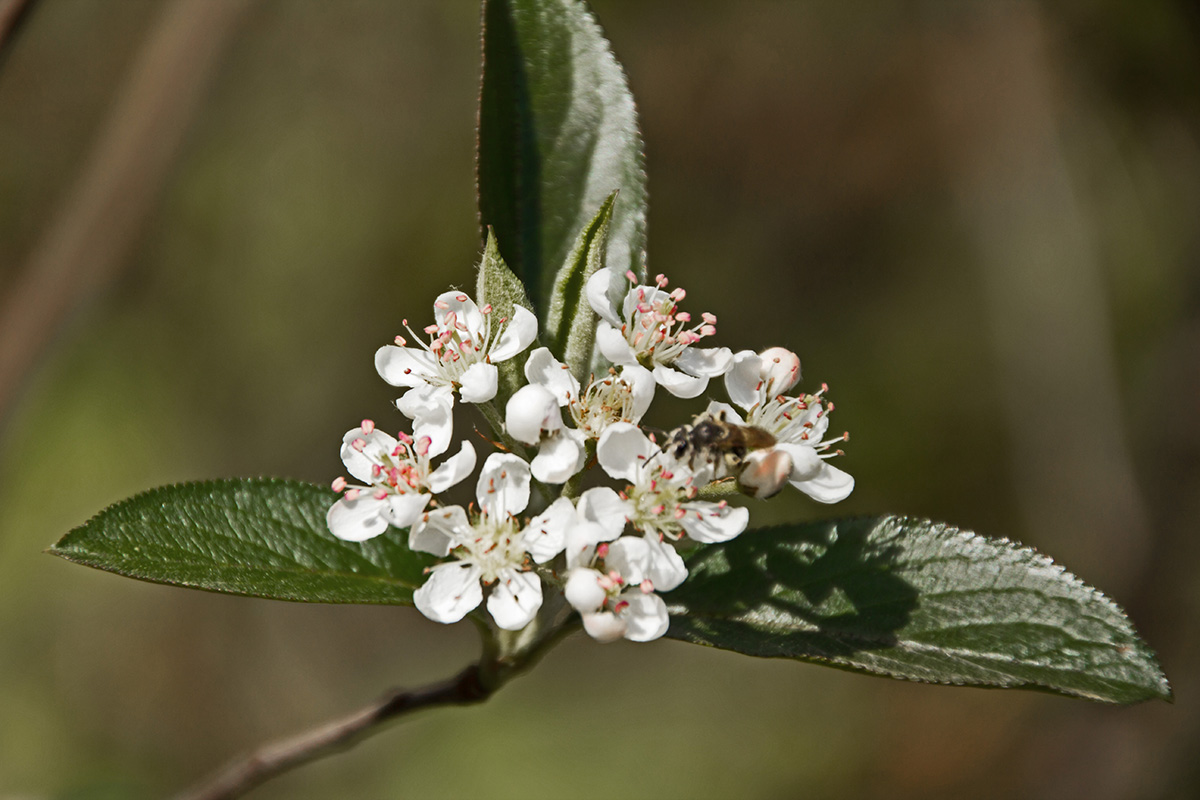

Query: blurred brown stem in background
<box><xmin>0</xmin><ymin>0</ymin><xmax>36</xmax><ymax>64</ymax></box>
<box><xmin>927</xmin><ymin>2</ymin><xmax>1151</xmax><ymax>595</ymax></box>
<box><xmin>0</xmin><ymin>0</ymin><xmax>252</xmax><ymax>432</ymax></box>
<box><xmin>173</xmin><ymin>664</ymin><xmax>493</xmax><ymax>800</ymax></box>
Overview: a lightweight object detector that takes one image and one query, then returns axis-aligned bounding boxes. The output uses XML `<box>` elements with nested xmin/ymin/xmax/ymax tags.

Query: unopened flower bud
<box><xmin>738</xmin><ymin>448</ymin><xmax>793</xmax><ymax>499</ymax></box>
<box><xmin>565</xmin><ymin>568</ymin><xmax>608</xmax><ymax>613</ymax></box>
<box><xmin>582</xmin><ymin>611</ymin><xmax>628</xmax><ymax>643</ymax></box>
<box><xmin>758</xmin><ymin>347</ymin><xmax>801</xmax><ymax>394</ymax></box>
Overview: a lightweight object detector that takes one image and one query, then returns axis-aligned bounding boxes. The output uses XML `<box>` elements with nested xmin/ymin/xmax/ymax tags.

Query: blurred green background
<box><xmin>1</xmin><ymin>1</ymin><xmax>1197</xmax><ymax>797</ymax></box>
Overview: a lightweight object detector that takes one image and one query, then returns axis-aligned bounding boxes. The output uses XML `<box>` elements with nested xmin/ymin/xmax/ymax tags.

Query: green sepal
<box><xmin>544</xmin><ymin>192</ymin><xmax>615</xmax><ymax>382</ymax></box>
<box><xmin>476</xmin><ymin>228</ymin><xmax>537</xmax><ymax>402</ymax></box>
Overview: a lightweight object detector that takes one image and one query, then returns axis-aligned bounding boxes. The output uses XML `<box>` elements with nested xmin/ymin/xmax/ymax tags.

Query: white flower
<box><xmin>564</xmin><ymin>536</ymin><xmax>672</xmax><ymax>643</ymax></box>
<box><xmin>504</xmin><ymin>381</ymin><xmax>587</xmax><ymax>484</ymax></box>
<box><xmin>522</xmin><ymin>347</ymin><xmax>656</xmax><ymax>441</ymax></box>
<box><xmin>375</xmin><ymin>291</ymin><xmax>538</xmax><ymax>418</ymax></box>
<box><xmin>586</xmin><ymin>268</ymin><xmax>733</xmax><ymax>399</ymax></box>
<box><xmin>326</xmin><ymin>420</ymin><xmax>477</xmax><ymax>542</ymax></box>
<box><xmin>409</xmin><ymin>453</ymin><xmax>546</xmax><ymax>630</ymax></box>
<box><xmin>722</xmin><ymin>348</ymin><xmax>853</xmax><ymax>503</ymax></box>
<box><xmin>598</xmin><ymin>422</ymin><xmax>750</xmax><ymax>548</ymax></box>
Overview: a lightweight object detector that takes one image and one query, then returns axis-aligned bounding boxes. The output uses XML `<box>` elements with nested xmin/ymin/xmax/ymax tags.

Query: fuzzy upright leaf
<box><xmin>666</xmin><ymin>516</ymin><xmax>1171</xmax><ymax>704</ymax></box>
<box><xmin>545</xmin><ymin>192</ymin><xmax>615</xmax><ymax>380</ymax></box>
<box><xmin>476</xmin><ymin>228</ymin><xmax>536</xmax><ymax>400</ymax></box>
<box><xmin>50</xmin><ymin>479</ymin><xmax>432</xmax><ymax>604</ymax></box>
<box><xmin>477</xmin><ymin>0</ymin><xmax>647</xmax><ymax>317</ymax></box>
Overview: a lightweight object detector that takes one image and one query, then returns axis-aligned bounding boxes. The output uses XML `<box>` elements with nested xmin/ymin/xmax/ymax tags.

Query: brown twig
<box><xmin>0</xmin><ymin>0</ymin><xmax>36</xmax><ymax>63</ymax></box>
<box><xmin>172</xmin><ymin>664</ymin><xmax>493</xmax><ymax>800</ymax></box>
<box><xmin>0</xmin><ymin>0</ymin><xmax>251</xmax><ymax>430</ymax></box>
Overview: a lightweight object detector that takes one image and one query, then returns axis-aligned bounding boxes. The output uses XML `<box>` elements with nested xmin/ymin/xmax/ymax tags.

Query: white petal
<box><xmin>381</xmin><ymin>492</ymin><xmax>432</xmax><ymax>529</ymax></box>
<box><xmin>577</xmin><ymin>486</ymin><xmax>630</xmax><ymax>540</ymax></box>
<box><xmin>652</xmin><ymin>365</ymin><xmax>708</xmax><ymax>399</ymax></box>
<box><xmin>620</xmin><ymin>364</ymin><xmax>657</xmax><ymax>420</ymax></box>
<box><xmin>564</xmin><ymin>568</ymin><xmax>607</xmax><ymax>613</ymax></box>
<box><xmin>621</xmin><ymin>591</ymin><xmax>670</xmax><ymax>642</ymax></box>
<box><xmin>397</xmin><ymin>386</ymin><xmax>455</xmax><ymax>458</ymax></box>
<box><xmin>724</xmin><ymin>350</ymin><xmax>762</xmax><ymax>410</ymax></box>
<box><xmin>644</xmin><ymin>533</ymin><xmax>688</xmax><ymax>591</ymax></box>
<box><xmin>490</xmin><ymin>305</ymin><xmax>538</xmax><ymax>362</ymax></box>
<box><xmin>596</xmin><ymin>321</ymin><xmax>638</xmax><ymax>366</ymax></box>
<box><xmin>414</xmin><ymin>562</ymin><xmax>483</xmax><ymax>624</ymax></box>
<box><xmin>339</xmin><ymin>428</ymin><xmax>400</xmax><ymax>484</ymax></box>
<box><xmin>396</xmin><ymin>383</ymin><xmax>453</xmax><ymax>419</ymax></box>
<box><xmin>427</xmin><ymin>440</ymin><xmax>478</xmax><ymax>494</ymax></box>
<box><xmin>525</xmin><ymin>346</ymin><xmax>579</xmax><ymax>405</ymax></box>
<box><xmin>585</xmin><ymin>267</ymin><xmax>621</xmax><ymax>327</ymax></box>
<box><xmin>791</xmin><ymin>460</ymin><xmax>855</xmax><ymax>504</ymax></box>
<box><xmin>326</xmin><ymin>494</ymin><xmax>392</xmax><ymax>542</ymax></box>
<box><xmin>523</xmin><ymin>496</ymin><xmax>576</xmax><ymax>564</ymax></box>
<box><xmin>433</xmin><ymin>291</ymin><xmax>484</xmax><ymax>339</ymax></box>
<box><xmin>531</xmin><ymin>431</ymin><xmax>586</xmax><ymax>484</ymax></box>
<box><xmin>375</xmin><ymin>346</ymin><xmax>438</xmax><ymax>388</ymax></box>
<box><xmin>505</xmin><ymin>384</ymin><xmax>560</xmax><ymax>445</ymax></box>
<box><xmin>776</xmin><ymin>442</ymin><xmax>822</xmax><ymax>481</ymax></box>
<box><xmin>679</xmin><ymin>501</ymin><xmax>750</xmax><ymax>544</ymax></box>
<box><xmin>408</xmin><ymin>505</ymin><xmax>469</xmax><ymax>556</ymax></box>
<box><xmin>564</xmin><ymin>521</ymin><xmax>620</xmax><ymax>569</ymax></box>
<box><xmin>605</xmin><ymin>536</ymin><xmax>650</xmax><ymax>585</ymax></box>
<box><xmin>674</xmin><ymin>346</ymin><xmax>734</xmax><ymax>378</ymax></box>
<box><xmin>704</xmin><ymin>399</ymin><xmax>745</xmax><ymax>424</ymax></box>
<box><xmin>458</xmin><ymin>362</ymin><xmax>498</xmax><ymax>404</ymax></box>
<box><xmin>596</xmin><ymin>422</ymin><xmax>655</xmax><ymax>483</ymax></box>
<box><xmin>475</xmin><ymin>452</ymin><xmax>531</xmax><ymax>518</ymax></box>
<box><xmin>487</xmin><ymin>569</ymin><xmax>543</xmax><ymax>630</ymax></box>
<box><xmin>582</xmin><ymin>610</ymin><xmax>627</xmax><ymax>643</ymax></box>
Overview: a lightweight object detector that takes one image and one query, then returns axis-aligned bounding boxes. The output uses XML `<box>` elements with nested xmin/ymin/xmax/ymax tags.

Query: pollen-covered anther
<box><xmin>640</xmin><ymin>579</ymin><xmax>654</xmax><ymax>594</ymax></box>
<box><xmin>331</xmin><ymin>476</ymin><xmax>347</xmax><ymax>492</ymax></box>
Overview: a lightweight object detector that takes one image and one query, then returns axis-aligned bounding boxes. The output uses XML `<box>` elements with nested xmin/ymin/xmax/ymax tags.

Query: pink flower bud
<box><xmin>758</xmin><ymin>347</ymin><xmax>801</xmax><ymax>393</ymax></box>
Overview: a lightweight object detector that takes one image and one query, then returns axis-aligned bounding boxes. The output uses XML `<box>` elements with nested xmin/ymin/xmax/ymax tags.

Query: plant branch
<box><xmin>172</xmin><ymin>663</ymin><xmax>492</xmax><ymax>800</ymax></box>
<box><xmin>0</xmin><ymin>0</ymin><xmax>251</xmax><ymax>432</ymax></box>
<box><xmin>0</xmin><ymin>0</ymin><xmax>36</xmax><ymax>66</ymax></box>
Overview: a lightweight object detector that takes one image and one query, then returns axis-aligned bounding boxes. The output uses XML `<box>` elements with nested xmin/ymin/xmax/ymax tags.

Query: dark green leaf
<box><xmin>49</xmin><ymin>478</ymin><xmax>433</xmax><ymax>604</ymax></box>
<box><xmin>666</xmin><ymin>516</ymin><xmax>1171</xmax><ymax>704</ymax></box>
<box><xmin>477</xmin><ymin>0</ymin><xmax>647</xmax><ymax>316</ymax></box>
<box><xmin>544</xmin><ymin>192</ymin><xmax>614</xmax><ymax>381</ymax></box>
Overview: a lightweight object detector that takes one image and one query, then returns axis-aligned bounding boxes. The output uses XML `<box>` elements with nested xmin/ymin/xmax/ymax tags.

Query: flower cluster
<box><xmin>328</xmin><ymin>266</ymin><xmax>852</xmax><ymax>643</ymax></box>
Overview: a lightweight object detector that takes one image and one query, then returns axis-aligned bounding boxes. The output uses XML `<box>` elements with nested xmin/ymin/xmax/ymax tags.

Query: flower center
<box><xmin>623</xmin><ymin>459</ymin><xmax>697</xmax><ymax>538</ymax></box>
<box><xmin>456</xmin><ymin>513</ymin><xmax>525</xmax><ymax>583</ymax></box>
<box><xmin>619</xmin><ymin>272</ymin><xmax>718</xmax><ymax>367</ymax></box>
<box><xmin>397</xmin><ymin>298</ymin><xmax>511</xmax><ymax>388</ymax></box>
<box><xmin>569</xmin><ymin>371</ymin><xmax>637</xmax><ymax>438</ymax></box>
<box><xmin>749</xmin><ymin>384</ymin><xmax>849</xmax><ymax>458</ymax></box>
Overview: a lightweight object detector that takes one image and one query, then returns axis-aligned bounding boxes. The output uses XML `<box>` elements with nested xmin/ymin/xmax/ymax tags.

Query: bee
<box><xmin>666</xmin><ymin>409</ymin><xmax>777</xmax><ymax>478</ymax></box>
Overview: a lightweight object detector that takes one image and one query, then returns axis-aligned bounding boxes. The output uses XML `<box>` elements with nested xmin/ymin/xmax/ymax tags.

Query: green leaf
<box><xmin>477</xmin><ymin>0</ymin><xmax>647</xmax><ymax>317</ymax></box>
<box><xmin>666</xmin><ymin>516</ymin><xmax>1171</xmax><ymax>704</ymax></box>
<box><xmin>476</xmin><ymin>228</ymin><xmax>536</xmax><ymax>400</ymax></box>
<box><xmin>544</xmin><ymin>192</ymin><xmax>615</xmax><ymax>381</ymax></box>
<box><xmin>49</xmin><ymin>478</ymin><xmax>433</xmax><ymax>604</ymax></box>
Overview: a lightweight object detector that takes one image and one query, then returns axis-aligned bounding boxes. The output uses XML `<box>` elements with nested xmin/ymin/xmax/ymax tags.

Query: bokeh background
<box><xmin>2</xmin><ymin>1</ymin><xmax>1198</xmax><ymax>797</ymax></box>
